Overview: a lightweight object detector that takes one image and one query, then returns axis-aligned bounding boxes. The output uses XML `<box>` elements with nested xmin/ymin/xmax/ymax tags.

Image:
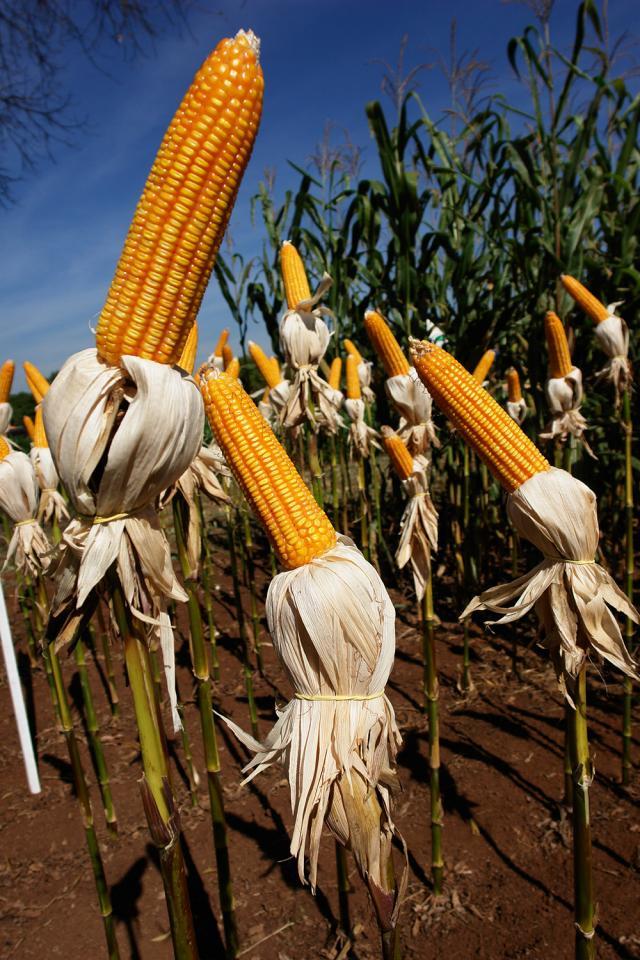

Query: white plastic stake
<box><xmin>0</xmin><ymin>579</ymin><xmax>41</xmax><ymax>794</ymax></box>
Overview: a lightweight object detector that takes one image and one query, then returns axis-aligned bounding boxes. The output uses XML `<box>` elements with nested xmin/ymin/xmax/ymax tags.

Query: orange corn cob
<box><xmin>506</xmin><ymin>368</ymin><xmax>522</xmax><ymax>402</ymax></box>
<box><xmin>23</xmin><ymin>362</ymin><xmax>50</xmax><ymax>403</ymax></box>
<box><xmin>0</xmin><ymin>436</ymin><xmax>10</xmax><ymax>461</ymax></box>
<box><xmin>249</xmin><ymin>341</ymin><xmax>282</xmax><ymax>388</ymax></box>
<box><xmin>226</xmin><ymin>357</ymin><xmax>240</xmax><ymax>379</ymax></box>
<box><xmin>364</xmin><ymin>311</ymin><xmax>410</xmax><ymax>378</ymax></box>
<box><xmin>33</xmin><ymin>407</ymin><xmax>48</xmax><ymax>448</ymax></box>
<box><xmin>328</xmin><ymin>357</ymin><xmax>342</xmax><ymax>391</ymax></box>
<box><xmin>545</xmin><ymin>311</ymin><xmax>572</xmax><ymax>378</ymax></box>
<box><xmin>95</xmin><ymin>30</ymin><xmax>264</xmax><ymax>367</ymax></box>
<box><xmin>269</xmin><ymin>356</ymin><xmax>281</xmax><ymax>382</ymax></box>
<box><xmin>23</xmin><ymin>416</ymin><xmax>35</xmax><ymax>441</ymax></box>
<box><xmin>343</xmin><ymin>339</ymin><xmax>363</xmax><ymax>364</ymax></box>
<box><xmin>178</xmin><ymin>322</ymin><xmax>199</xmax><ymax>374</ymax></box>
<box><xmin>411</xmin><ymin>341</ymin><xmax>550</xmax><ymax>492</ymax></box>
<box><xmin>213</xmin><ymin>329</ymin><xmax>230</xmax><ymax>357</ymax></box>
<box><xmin>0</xmin><ymin>360</ymin><xmax>15</xmax><ymax>402</ymax></box>
<box><xmin>381</xmin><ymin>427</ymin><xmax>413</xmax><ymax>480</ymax></box>
<box><xmin>561</xmin><ymin>274</ymin><xmax>609</xmax><ymax>324</ymax></box>
<box><xmin>200</xmin><ymin>368</ymin><xmax>336</xmax><ymax>568</ymax></box>
<box><xmin>222</xmin><ymin>343</ymin><xmax>234</xmax><ymax>370</ymax></box>
<box><xmin>281</xmin><ymin>241</ymin><xmax>311</xmax><ymax>309</ymax></box>
<box><xmin>345</xmin><ymin>354</ymin><xmax>361</xmax><ymax>400</ymax></box>
<box><xmin>472</xmin><ymin>349</ymin><xmax>496</xmax><ymax>384</ymax></box>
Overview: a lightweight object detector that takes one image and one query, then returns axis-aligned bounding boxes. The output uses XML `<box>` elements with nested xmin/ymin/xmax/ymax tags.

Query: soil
<box><xmin>0</xmin><ymin>527</ymin><xmax>639</xmax><ymax>960</ymax></box>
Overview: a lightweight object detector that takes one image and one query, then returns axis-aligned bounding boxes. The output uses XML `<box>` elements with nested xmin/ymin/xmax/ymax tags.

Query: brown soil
<box><xmin>0</xmin><ymin>532</ymin><xmax>639</xmax><ymax>960</ymax></box>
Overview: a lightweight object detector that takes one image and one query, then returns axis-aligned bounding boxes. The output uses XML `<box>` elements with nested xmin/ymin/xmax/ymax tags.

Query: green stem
<box><xmin>621</xmin><ymin>384</ymin><xmax>635</xmax><ymax>785</ymax></box>
<box><xmin>357</xmin><ymin>459</ymin><xmax>370</xmax><ymax>562</ymax></box>
<box><xmin>461</xmin><ymin>445</ymin><xmax>473</xmax><ymax>692</ymax></box>
<box><xmin>242</xmin><ymin>508</ymin><xmax>264</xmax><ymax>677</ymax></box>
<box><xmin>422</xmin><ymin>575</ymin><xmax>443</xmax><ymax>895</ymax></box>
<box><xmin>226</xmin><ymin>504</ymin><xmax>259</xmax><ymax>739</ymax></box>
<box><xmin>569</xmin><ymin>666</ymin><xmax>596</xmax><ymax>959</ymax></box>
<box><xmin>329</xmin><ymin>435</ymin><xmax>340</xmax><ymax>527</ymax></box>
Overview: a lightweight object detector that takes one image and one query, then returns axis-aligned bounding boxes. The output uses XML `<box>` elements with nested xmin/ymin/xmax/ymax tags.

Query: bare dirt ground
<box><xmin>1</xmin><ymin>529</ymin><xmax>639</xmax><ymax>960</ymax></box>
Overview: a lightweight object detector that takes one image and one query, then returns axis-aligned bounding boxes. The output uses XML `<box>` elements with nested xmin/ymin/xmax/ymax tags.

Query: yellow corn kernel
<box><xmin>280</xmin><ymin>241</ymin><xmax>311</xmax><ymax>310</ymax></box>
<box><xmin>226</xmin><ymin>357</ymin><xmax>240</xmax><ymax>379</ymax></box>
<box><xmin>472</xmin><ymin>349</ymin><xmax>496</xmax><ymax>384</ymax></box>
<box><xmin>33</xmin><ymin>407</ymin><xmax>48</xmax><ymax>449</ymax></box>
<box><xmin>0</xmin><ymin>360</ymin><xmax>14</xmax><ymax>402</ymax></box>
<box><xmin>95</xmin><ymin>31</ymin><xmax>264</xmax><ymax>367</ymax></box>
<box><xmin>199</xmin><ymin>367</ymin><xmax>337</xmax><ymax>568</ymax></box>
<box><xmin>328</xmin><ymin>357</ymin><xmax>342</xmax><ymax>391</ymax></box>
<box><xmin>177</xmin><ymin>322</ymin><xmax>199</xmax><ymax>374</ymax></box>
<box><xmin>364</xmin><ymin>311</ymin><xmax>410</xmax><ymax>378</ymax></box>
<box><xmin>213</xmin><ymin>329</ymin><xmax>230</xmax><ymax>357</ymax></box>
<box><xmin>23</xmin><ymin>416</ymin><xmax>35</xmax><ymax>441</ymax></box>
<box><xmin>506</xmin><ymin>368</ymin><xmax>522</xmax><ymax>402</ymax></box>
<box><xmin>410</xmin><ymin>340</ymin><xmax>550</xmax><ymax>493</ymax></box>
<box><xmin>249</xmin><ymin>341</ymin><xmax>282</xmax><ymax>388</ymax></box>
<box><xmin>561</xmin><ymin>274</ymin><xmax>609</xmax><ymax>324</ymax></box>
<box><xmin>381</xmin><ymin>427</ymin><xmax>413</xmax><ymax>480</ymax></box>
<box><xmin>345</xmin><ymin>354</ymin><xmax>361</xmax><ymax>400</ymax></box>
<box><xmin>343</xmin><ymin>339</ymin><xmax>363</xmax><ymax>363</ymax></box>
<box><xmin>545</xmin><ymin>311</ymin><xmax>572</xmax><ymax>379</ymax></box>
<box><xmin>0</xmin><ymin>435</ymin><xmax>10</xmax><ymax>461</ymax></box>
<box><xmin>23</xmin><ymin>362</ymin><xmax>50</xmax><ymax>403</ymax></box>
<box><xmin>222</xmin><ymin>343</ymin><xmax>234</xmax><ymax>370</ymax></box>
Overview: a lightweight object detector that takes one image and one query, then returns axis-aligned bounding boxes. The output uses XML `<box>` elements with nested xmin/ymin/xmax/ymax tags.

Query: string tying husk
<box><xmin>0</xmin><ymin>451</ymin><xmax>51</xmax><ymax>576</ymax></box>
<box><xmin>395</xmin><ymin>457</ymin><xmax>439</xmax><ymax>600</ymax></box>
<box><xmin>462</xmin><ymin>467</ymin><xmax>638</xmax><ymax>700</ymax></box>
<box><xmin>385</xmin><ymin>368</ymin><xmax>438</xmax><ymax>454</ymax></box>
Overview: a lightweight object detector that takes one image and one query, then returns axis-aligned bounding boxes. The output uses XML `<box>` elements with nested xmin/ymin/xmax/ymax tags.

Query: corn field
<box><xmin>0</xmin><ymin>5</ymin><xmax>638</xmax><ymax>960</ymax></box>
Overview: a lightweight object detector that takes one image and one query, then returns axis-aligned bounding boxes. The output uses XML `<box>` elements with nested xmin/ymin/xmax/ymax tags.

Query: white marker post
<box><xmin>0</xmin><ymin>578</ymin><xmax>41</xmax><ymax>794</ymax></box>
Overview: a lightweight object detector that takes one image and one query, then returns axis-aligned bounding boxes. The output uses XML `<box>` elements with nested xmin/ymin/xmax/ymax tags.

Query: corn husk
<box><xmin>357</xmin><ymin>359</ymin><xmax>375</xmax><ymax>404</ymax></box>
<box><xmin>506</xmin><ymin>398</ymin><xmax>528</xmax><ymax>425</ymax></box>
<box><xmin>462</xmin><ymin>467</ymin><xmax>639</xmax><ymax>699</ymax></box>
<box><xmin>0</xmin><ymin>451</ymin><xmax>50</xmax><ymax>576</ymax></box>
<box><xmin>29</xmin><ymin>446</ymin><xmax>70</xmax><ymax>527</ymax></box>
<box><xmin>593</xmin><ymin>305</ymin><xmax>631</xmax><ymax>401</ymax></box>
<box><xmin>385</xmin><ymin>368</ymin><xmax>438</xmax><ymax>455</ymax></box>
<box><xmin>540</xmin><ymin>366</ymin><xmax>591</xmax><ymax>449</ymax></box>
<box><xmin>395</xmin><ymin>457</ymin><xmax>438</xmax><ymax>600</ymax></box>
<box><xmin>42</xmin><ymin>348</ymin><xmax>203</xmax><ymax>728</ymax></box>
<box><xmin>345</xmin><ymin>398</ymin><xmax>379</xmax><ymax>457</ymax></box>
<box><xmin>0</xmin><ymin>403</ymin><xmax>11</xmax><ymax>435</ymax></box>
<box><xmin>220</xmin><ymin>535</ymin><xmax>403</xmax><ymax>914</ymax></box>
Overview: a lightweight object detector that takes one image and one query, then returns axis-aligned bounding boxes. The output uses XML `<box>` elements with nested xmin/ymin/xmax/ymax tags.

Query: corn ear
<box><xmin>328</xmin><ymin>357</ymin><xmax>342</xmax><ymax>391</ymax></box>
<box><xmin>561</xmin><ymin>274</ymin><xmax>609</xmax><ymax>324</ymax></box>
<box><xmin>345</xmin><ymin>354</ymin><xmax>361</xmax><ymax>400</ymax></box>
<box><xmin>23</xmin><ymin>362</ymin><xmax>50</xmax><ymax>403</ymax></box>
<box><xmin>364</xmin><ymin>311</ymin><xmax>410</xmax><ymax>378</ymax></box>
<box><xmin>343</xmin><ymin>339</ymin><xmax>363</xmax><ymax>363</ymax></box>
<box><xmin>33</xmin><ymin>407</ymin><xmax>48</xmax><ymax>449</ymax></box>
<box><xmin>0</xmin><ymin>436</ymin><xmax>9</xmax><ymax>460</ymax></box>
<box><xmin>23</xmin><ymin>416</ymin><xmax>35</xmax><ymax>441</ymax></box>
<box><xmin>545</xmin><ymin>311</ymin><xmax>573</xmax><ymax>378</ymax></box>
<box><xmin>213</xmin><ymin>329</ymin><xmax>230</xmax><ymax>357</ymax></box>
<box><xmin>249</xmin><ymin>341</ymin><xmax>282</xmax><ymax>388</ymax></box>
<box><xmin>381</xmin><ymin>426</ymin><xmax>413</xmax><ymax>480</ymax></box>
<box><xmin>177</xmin><ymin>322</ymin><xmax>199</xmax><ymax>374</ymax></box>
<box><xmin>472</xmin><ymin>349</ymin><xmax>495</xmax><ymax>383</ymax></box>
<box><xmin>506</xmin><ymin>368</ymin><xmax>522</xmax><ymax>402</ymax></box>
<box><xmin>0</xmin><ymin>360</ymin><xmax>15</xmax><ymax>402</ymax></box>
<box><xmin>281</xmin><ymin>241</ymin><xmax>311</xmax><ymax>309</ymax></box>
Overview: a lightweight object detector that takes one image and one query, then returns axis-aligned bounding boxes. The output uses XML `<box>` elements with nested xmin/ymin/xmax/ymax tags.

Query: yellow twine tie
<box><xmin>545</xmin><ymin>556</ymin><xmax>595</xmax><ymax>565</ymax></box>
<box><xmin>16</xmin><ymin>518</ymin><xmax>36</xmax><ymax>527</ymax></box>
<box><xmin>295</xmin><ymin>691</ymin><xmax>384</xmax><ymax>702</ymax></box>
<box><xmin>92</xmin><ymin>511</ymin><xmax>133</xmax><ymax>525</ymax></box>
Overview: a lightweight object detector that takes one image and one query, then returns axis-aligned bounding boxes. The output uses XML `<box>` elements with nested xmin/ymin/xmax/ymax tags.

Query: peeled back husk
<box><xmin>0</xmin><ymin>451</ymin><xmax>50</xmax><ymax>576</ymax></box>
<box><xmin>0</xmin><ymin>402</ymin><xmax>11</xmax><ymax>435</ymax></box>
<box><xmin>396</xmin><ymin>459</ymin><xmax>439</xmax><ymax>600</ymax></box>
<box><xmin>30</xmin><ymin>446</ymin><xmax>70</xmax><ymax>527</ymax></box>
<box><xmin>506</xmin><ymin>398</ymin><xmax>527</xmax><ymax>425</ymax></box>
<box><xmin>462</xmin><ymin>467</ymin><xmax>639</xmax><ymax>698</ymax></box>
<box><xmin>540</xmin><ymin>367</ymin><xmax>591</xmax><ymax>448</ymax></box>
<box><xmin>385</xmin><ymin>369</ymin><xmax>438</xmax><ymax>454</ymax></box>
<box><xmin>345</xmin><ymin>398</ymin><xmax>379</xmax><ymax>457</ymax></box>
<box><xmin>594</xmin><ymin>308</ymin><xmax>630</xmax><ymax>400</ymax></box>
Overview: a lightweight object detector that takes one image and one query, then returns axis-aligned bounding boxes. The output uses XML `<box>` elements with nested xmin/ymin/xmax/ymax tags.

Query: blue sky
<box><xmin>1</xmin><ymin>0</ymin><xmax>637</xmax><ymax>389</ymax></box>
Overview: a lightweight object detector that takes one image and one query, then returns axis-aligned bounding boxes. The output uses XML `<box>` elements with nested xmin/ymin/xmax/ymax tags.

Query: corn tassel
<box><xmin>23</xmin><ymin>362</ymin><xmax>50</xmax><ymax>403</ymax></box>
<box><xmin>345</xmin><ymin>354</ymin><xmax>361</xmax><ymax>400</ymax></box>
<box><xmin>472</xmin><ymin>349</ymin><xmax>495</xmax><ymax>384</ymax></box>
<box><xmin>199</xmin><ymin>368</ymin><xmax>336</xmax><ymax>568</ymax></box>
<box><xmin>561</xmin><ymin>274</ymin><xmax>609</xmax><ymax>324</ymax></box>
<box><xmin>23</xmin><ymin>416</ymin><xmax>35</xmax><ymax>441</ymax></box>
<box><xmin>343</xmin><ymin>339</ymin><xmax>363</xmax><ymax>363</ymax></box>
<box><xmin>0</xmin><ymin>360</ymin><xmax>14</xmax><ymax>402</ymax></box>
<box><xmin>381</xmin><ymin>427</ymin><xmax>413</xmax><ymax>481</ymax></box>
<box><xmin>506</xmin><ymin>368</ymin><xmax>522</xmax><ymax>402</ymax></box>
<box><xmin>328</xmin><ymin>357</ymin><xmax>342</xmax><ymax>391</ymax></box>
<box><xmin>95</xmin><ymin>30</ymin><xmax>264</xmax><ymax>367</ymax></box>
<box><xmin>33</xmin><ymin>408</ymin><xmax>48</xmax><ymax>449</ymax></box>
<box><xmin>249</xmin><ymin>341</ymin><xmax>282</xmax><ymax>388</ymax></box>
<box><xmin>178</xmin><ymin>322</ymin><xmax>199</xmax><ymax>374</ymax></box>
<box><xmin>281</xmin><ymin>241</ymin><xmax>311</xmax><ymax>309</ymax></box>
<box><xmin>545</xmin><ymin>311</ymin><xmax>573</xmax><ymax>379</ymax></box>
<box><xmin>364</xmin><ymin>311</ymin><xmax>410</xmax><ymax>378</ymax></box>
<box><xmin>410</xmin><ymin>340</ymin><xmax>550</xmax><ymax>493</ymax></box>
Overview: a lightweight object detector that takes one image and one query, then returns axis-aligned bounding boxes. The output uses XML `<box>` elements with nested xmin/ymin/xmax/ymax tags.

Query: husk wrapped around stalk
<box><xmin>345</xmin><ymin>398</ymin><xmax>379</xmax><ymax>457</ymax></box>
<box><xmin>463</xmin><ymin>467</ymin><xmax>639</xmax><ymax>699</ymax></box>
<box><xmin>539</xmin><ymin>367</ymin><xmax>591</xmax><ymax>449</ymax></box>
<box><xmin>395</xmin><ymin>457</ymin><xmax>439</xmax><ymax>600</ymax></box>
<box><xmin>385</xmin><ymin>369</ymin><xmax>438</xmax><ymax>455</ymax></box>
<box><xmin>42</xmin><ymin>348</ymin><xmax>203</xmax><ymax>727</ymax></box>
<box><xmin>30</xmin><ymin>445</ymin><xmax>70</xmax><ymax>528</ymax></box>
<box><xmin>0</xmin><ymin>451</ymin><xmax>50</xmax><ymax>576</ymax></box>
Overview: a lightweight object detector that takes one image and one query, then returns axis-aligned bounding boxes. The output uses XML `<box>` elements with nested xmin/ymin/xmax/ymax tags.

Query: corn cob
<box><xmin>506</xmin><ymin>368</ymin><xmax>522</xmax><ymax>402</ymax></box>
<box><xmin>0</xmin><ymin>360</ymin><xmax>15</xmax><ymax>402</ymax></box>
<box><xmin>222</xmin><ymin>343</ymin><xmax>234</xmax><ymax>370</ymax></box>
<box><xmin>23</xmin><ymin>416</ymin><xmax>35</xmax><ymax>441</ymax></box>
<box><xmin>280</xmin><ymin>241</ymin><xmax>311</xmax><ymax>310</ymax></box>
<box><xmin>33</xmin><ymin>407</ymin><xmax>48</xmax><ymax>449</ymax></box>
<box><xmin>200</xmin><ymin>368</ymin><xmax>336</xmax><ymax>568</ymax></box>
<box><xmin>472</xmin><ymin>349</ymin><xmax>495</xmax><ymax>384</ymax></box>
<box><xmin>0</xmin><ymin>435</ymin><xmax>10</xmax><ymax>460</ymax></box>
<box><xmin>23</xmin><ymin>362</ymin><xmax>50</xmax><ymax>403</ymax></box>
<box><xmin>177</xmin><ymin>322</ymin><xmax>199</xmax><ymax>374</ymax></box>
<box><xmin>226</xmin><ymin>357</ymin><xmax>240</xmax><ymax>379</ymax></box>
<box><xmin>411</xmin><ymin>341</ymin><xmax>550</xmax><ymax>492</ymax></box>
<box><xmin>213</xmin><ymin>329</ymin><xmax>230</xmax><ymax>357</ymax></box>
<box><xmin>249</xmin><ymin>341</ymin><xmax>282</xmax><ymax>388</ymax></box>
<box><xmin>328</xmin><ymin>357</ymin><xmax>342</xmax><ymax>391</ymax></box>
<box><xmin>364</xmin><ymin>311</ymin><xmax>410</xmax><ymax>378</ymax></box>
<box><xmin>381</xmin><ymin>427</ymin><xmax>413</xmax><ymax>480</ymax></box>
<box><xmin>346</xmin><ymin>354</ymin><xmax>361</xmax><ymax>400</ymax></box>
<box><xmin>561</xmin><ymin>274</ymin><xmax>609</xmax><ymax>324</ymax></box>
<box><xmin>95</xmin><ymin>30</ymin><xmax>264</xmax><ymax>367</ymax></box>
<box><xmin>343</xmin><ymin>339</ymin><xmax>363</xmax><ymax>364</ymax></box>
<box><xmin>545</xmin><ymin>311</ymin><xmax>573</xmax><ymax>378</ymax></box>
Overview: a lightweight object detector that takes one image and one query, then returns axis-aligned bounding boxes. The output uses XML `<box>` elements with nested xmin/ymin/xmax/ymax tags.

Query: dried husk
<box><xmin>0</xmin><ymin>451</ymin><xmax>51</xmax><ymax>576</ymax></box>
<box><xmin>462</xmin><ymin>467</ymin><xmax>639</xmax><ymax>698</ymax></box>
<box><xmin>0</xmin><ymin>402</ymin><xmax>11</xmax><ymax>435</ymax></box>
<box><xmin>540</xmin><ymin>367</ymin><xmax>591</xmax><ymax>448</ymax></box>
<box><xmin>506</xmin><ymin>398</ymin><xmax>528</xmax><ymax>425</ymax></box>
<box><xmin>385</xmin><ymin>368</ymin><xmax>438</xmax><ymax>455</ymax></box>
<box><xmin>593</xmin><ymin>308</ymin><xmax>631</xmax><ymax>401</ymax></box>
<box><xmin>357</xmin><ymin>359</ymin><xmax>375</xmax><ymax>404</ymax></box>
<box><xmin>220</xmin><ymin>536</ymin><xmax>403</xmax><ymax>904</ymax></box>
<box><xmin>395</xmin><ymin>459</ymin><xmax>439</xmax><ymax>600</ymax></box>
<box><xmin>29</xmin><ymin>446</ymin><xmax>70</xmax><ymax>527</ymax></box>
<box><xmin>345</xmin><ymin>398</ymin><xmax>379</xmax><ymax>457</ymax></box>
